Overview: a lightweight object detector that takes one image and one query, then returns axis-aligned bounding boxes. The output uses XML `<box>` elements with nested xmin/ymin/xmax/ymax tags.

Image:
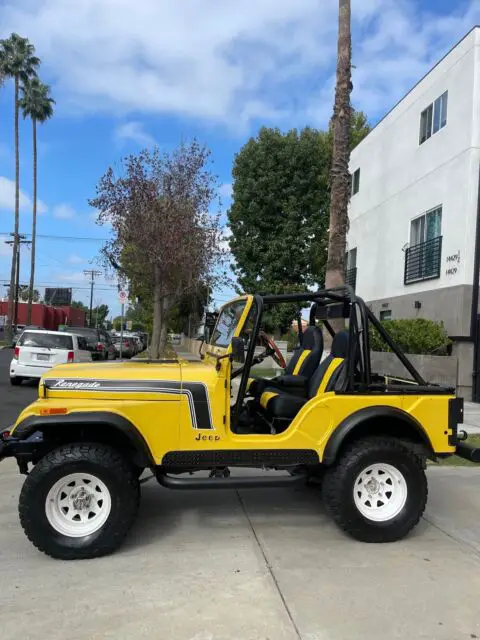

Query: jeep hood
<box><xmin>41</xmin><ymin>360</ymin><xmax>183</xmax><ymax>395</ymax></box>
<box><xmin>40</xmin><ymin>358</ymin><xmax>218</xmax><ymax>397</ymax></box>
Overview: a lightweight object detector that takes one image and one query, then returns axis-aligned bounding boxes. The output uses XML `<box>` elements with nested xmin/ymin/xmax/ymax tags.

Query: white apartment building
<box><xmin>347</xmin><ymin>26</ymin><xmax>480</xmax><ymax>399</ymax></box>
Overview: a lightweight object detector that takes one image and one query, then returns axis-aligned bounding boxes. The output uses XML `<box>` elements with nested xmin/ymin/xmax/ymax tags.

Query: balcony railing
<box><xmin>404</xmin><ymin>236</ymin><xmax>442</xmax><ymax>285</ymax></box>
<box><xmin>345</xmin><ymin>267</ymin><xmax>357</xmax><ymax>291</ymax></box>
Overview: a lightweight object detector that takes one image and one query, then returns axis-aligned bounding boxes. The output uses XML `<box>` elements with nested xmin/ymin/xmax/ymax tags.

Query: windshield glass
<box><xmin>18</xmin><ymin>332</ymin><xmax>73</xmax><ymax>350</ymax></box>
<box><xmin>210</xmin><ymin>299</ymin><xmax>247</xmax><ymax>348</ymax></box>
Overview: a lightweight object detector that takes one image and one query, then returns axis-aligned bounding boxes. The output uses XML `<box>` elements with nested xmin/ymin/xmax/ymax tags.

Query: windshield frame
<box><xmin>205</xmin><ymin>296</ymin><xmax>254</xmax><ymax>355</ymax></box>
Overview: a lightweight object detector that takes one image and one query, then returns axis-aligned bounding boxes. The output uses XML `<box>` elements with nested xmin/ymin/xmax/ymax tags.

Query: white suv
<box><xmin>10</xmin><ymin>330</ymin><xmax>92</xmax><ymax>385</ymax></box>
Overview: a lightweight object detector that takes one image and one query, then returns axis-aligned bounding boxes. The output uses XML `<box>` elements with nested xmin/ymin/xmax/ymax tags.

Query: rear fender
<box><xmin>322</xmin><ymin>406</ymin><xmax>433</xmax><ymax>465</ymax></box>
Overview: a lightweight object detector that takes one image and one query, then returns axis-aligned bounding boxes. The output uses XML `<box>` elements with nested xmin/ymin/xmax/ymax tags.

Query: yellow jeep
<box><xmin>0</xmin><ymin>287</ymin><xmax>477</xmax><ymax>559</ymax></box>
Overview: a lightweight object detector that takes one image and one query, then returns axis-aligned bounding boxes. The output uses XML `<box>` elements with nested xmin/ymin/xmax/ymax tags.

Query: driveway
<box><xmin>1</xmin><ymin>348</ymin><xmax>480</xmax><ymax>639</ymax></box>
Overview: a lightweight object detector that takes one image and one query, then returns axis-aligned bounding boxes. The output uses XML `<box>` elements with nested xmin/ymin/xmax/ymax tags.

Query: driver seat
<box><xmin>258</xmin><ymin>330</ymin><xmax>349</xmax><ymax>426</ymax></box>
<box><xmin>247</xmin><ymin>325</ymin><xmax>323</xmax><ymax>398</ymax></box>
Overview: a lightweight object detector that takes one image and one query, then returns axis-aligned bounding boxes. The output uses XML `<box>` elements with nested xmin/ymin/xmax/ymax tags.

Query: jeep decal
<box><xmin>43</xmin><ymin>378</ymin><xmax>214</xmax><ymax>430</ymax></box>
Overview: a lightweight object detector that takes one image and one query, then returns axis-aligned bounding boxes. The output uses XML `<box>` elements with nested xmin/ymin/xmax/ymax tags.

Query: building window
<box><xmin>352</xmin><ymin>168</ymin><xmax>360</xmax><ymax>195</ymax></box>
<box><xmin>345</xmin><ymin>247</ymin><xmax>357</xmax><ymax>290</ymax></box>
<box><xmin>404</xmin><ymin>206</ymin><xmax>442</xmax><ymax>284</ymax></box>
<box><xmin>419</xmin><ymin>91</ymin><xmax>448</xmax><ymax>144</ymax></box>
<box><xmin>380</xmin><ymin>310</ymin><xmax>392</xmax><ymax>321</ymax></box>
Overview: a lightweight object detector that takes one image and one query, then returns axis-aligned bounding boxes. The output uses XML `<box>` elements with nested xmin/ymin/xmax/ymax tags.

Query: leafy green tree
<box><xmin>19</xmin><ymin>77</ymin><xmax>55</xmax><ymax>325</ymax></box>
<box><xmin>71</xmin><ymin>300</ymin><xmax>89</xmax><ymax>312</ymax></box>
<box><xmin>94</xmin><ymin>304</ymin><xmax>109</xmax><ymax>327</ymax></box>
<box><xmin>18</xmin><ymin>286</ymin><xmax>40</xmax><ymax>302</ymax></box>
<box><xmin>0</xmin><ymin>33</ymin><xmax>40</xmax><ymax>343</ymax></box>
<box><xmin>228</xmin><ymin>113</ymin><xmax>370</xmax><ymax>333</ymax></box>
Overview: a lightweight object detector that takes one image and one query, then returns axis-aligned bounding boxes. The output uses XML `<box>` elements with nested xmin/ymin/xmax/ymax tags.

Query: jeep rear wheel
<box><xmin>19</xmin><ymin>443</ymin><xmax>140</xmax><ymax>560</ymax></box>
<box><xmin>323</xmin><ymin>437</ymin><xmax>427</xmax><ymax>543</ymax></box>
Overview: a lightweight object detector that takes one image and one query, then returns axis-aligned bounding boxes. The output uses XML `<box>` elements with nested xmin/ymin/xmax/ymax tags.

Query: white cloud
<box><xmin>0</xmin><ymin>176</ymin><xmax>47</xmax><ymax>214</ymax></box>
<box><xmin>52</xmin><ymin>203</ymin><xmax>76</xmax><ymax>219</ymax></box>
<box><xmin>219</xmin><ymin>183</ymin><xmax>233</xmax><ymax>200</ymax></box>
<box><xmin>114</xmin><ymin>121</ymin><xmax>156</xmax><ymax>147</ymax></box>
<box><xmin>1</xmin><ymin>1</ymin><xmax>479</xmax><ymax>129</ymax></box>
<box><xmin>68</xmin><ymin>254</ymin><xmax>85</xmax><ymax>265</ymax></box>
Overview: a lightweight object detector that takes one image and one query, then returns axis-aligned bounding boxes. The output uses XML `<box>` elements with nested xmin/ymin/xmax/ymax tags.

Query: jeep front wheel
<box><xmin>323</xmin><ymin>437</ymin><xmax>427</xmax><ymax>543</ymax></box>
<box><xmin>19</xmin><ymin>443</ymin><xmax>140</xmax><ymax>559</ymax></box>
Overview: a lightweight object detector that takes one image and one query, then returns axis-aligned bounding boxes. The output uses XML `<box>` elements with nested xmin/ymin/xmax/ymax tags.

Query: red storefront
<box><xmin>0</xmin><ymin>302</ymin><xmax>86</xmax><ymax>331</ymax></box>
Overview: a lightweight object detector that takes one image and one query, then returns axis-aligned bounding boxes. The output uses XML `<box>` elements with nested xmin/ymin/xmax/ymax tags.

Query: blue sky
<box><xmin>0</xmin><ymin>0</ymin><xmax>479</xmax><ymax>318</ymax></box>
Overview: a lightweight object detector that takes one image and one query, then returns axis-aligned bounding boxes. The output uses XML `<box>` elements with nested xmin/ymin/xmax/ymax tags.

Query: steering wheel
<box><xmin>258</xmin><ymin>331</ymin><xmax>287</xmax><ymax>369</ymax></box>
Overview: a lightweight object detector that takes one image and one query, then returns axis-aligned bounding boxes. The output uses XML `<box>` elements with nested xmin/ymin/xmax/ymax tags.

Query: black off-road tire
<box><xmin>19</xmin><ymin>443</ymin><xmax>140</xmax><ymax>560</ymax></box>
<box><xmin>323</xmin><ymin>437</ymin><xmax>427</xmax><ymax>543</ymax></box>
<box><xmin>10</xmin><ymin>376</ymin><xmax>23</xmax><ymax>386</ymax></box>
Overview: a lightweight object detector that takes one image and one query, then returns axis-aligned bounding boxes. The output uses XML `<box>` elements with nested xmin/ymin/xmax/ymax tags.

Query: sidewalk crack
<box><xmin>236</xmin><ymin>490</ymin><xmax>302</xmax><ymax>640</ymax></box>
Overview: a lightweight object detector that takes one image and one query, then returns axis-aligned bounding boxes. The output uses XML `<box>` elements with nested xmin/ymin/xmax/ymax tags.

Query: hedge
<box><xmin>369</xmin><ymin>318</ymin><xmax>451</xmax><ymax>355</ymax></box>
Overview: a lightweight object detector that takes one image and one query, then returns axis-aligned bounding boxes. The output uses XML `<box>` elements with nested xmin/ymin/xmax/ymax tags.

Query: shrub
<box><xmin>369</xmin><ymin>318</ymin><xmax>451</xmax><ymax>355</ymax></box>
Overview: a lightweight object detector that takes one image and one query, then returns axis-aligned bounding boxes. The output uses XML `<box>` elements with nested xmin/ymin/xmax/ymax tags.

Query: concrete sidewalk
<box><xmin>463</xmin><ymin>401</ymin><xmax>480</xmax><ymax>434</ymax></box>
<box><xmin>1</xmin><ymin>460</ymin><xmax>480</xmax><ymax>640</ymax></box>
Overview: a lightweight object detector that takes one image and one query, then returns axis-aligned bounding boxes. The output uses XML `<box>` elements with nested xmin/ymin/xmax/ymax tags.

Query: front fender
<box><xmin>11</xmin><ymin>411</ymin><xmax>154</xmax><ymax>467</ymax></box>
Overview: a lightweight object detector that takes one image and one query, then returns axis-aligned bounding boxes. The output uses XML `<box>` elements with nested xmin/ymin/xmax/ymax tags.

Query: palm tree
<box><xmin>0</xmin><ymin>33</ymin><xmax>40</xmax><ymax>342</ymax></box>
<box><xmin>325</xmin><ymin>0</ymin><xmax>352</xmax><ymax>303</ymax></box>
<box><xmin>20</xmin><ymin>78</ymin><xmax>54</xmax><ymax>324</ymax></box>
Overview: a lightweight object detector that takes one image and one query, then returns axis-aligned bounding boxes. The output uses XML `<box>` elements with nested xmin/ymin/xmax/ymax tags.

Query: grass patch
<box><xmin>435</xmin><ymin>435</ymin><xmax>480</xmax><ymax>467</ymax></box>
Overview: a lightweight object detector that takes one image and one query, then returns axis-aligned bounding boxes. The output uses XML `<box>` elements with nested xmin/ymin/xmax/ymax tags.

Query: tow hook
<box><xmin>457</xmin><ymin>430</ymin><xmax>468</xmax><ymax>441</ymax></box>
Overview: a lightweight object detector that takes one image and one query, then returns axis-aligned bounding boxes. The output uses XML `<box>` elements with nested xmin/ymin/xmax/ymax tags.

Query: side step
<box><xmin>157</xmin><ymin>471</ymin><xmax>307</xmax><ymax>490</ymax></box>
<box><xmin>455</xmin><ymin>442</ymin><xmax>480</xmax><ymax>463</ymax></box>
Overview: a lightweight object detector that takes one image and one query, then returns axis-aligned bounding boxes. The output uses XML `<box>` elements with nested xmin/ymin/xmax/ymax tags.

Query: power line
<box><xmin>0</xmin><ymin>232</ymin><xmax>109</xmax><ymax>242</ymax></box>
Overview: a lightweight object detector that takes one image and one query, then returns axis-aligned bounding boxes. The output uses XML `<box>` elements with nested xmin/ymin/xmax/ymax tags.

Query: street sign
<box><xmin>118</xmin><ymin>291</ymin><xmax>127</xmax><ymax>304</ymax></box>
<box><xmin>126</xmin><ymin>320</ymin><xmax>132</xmax><ymax>331</ymax></box>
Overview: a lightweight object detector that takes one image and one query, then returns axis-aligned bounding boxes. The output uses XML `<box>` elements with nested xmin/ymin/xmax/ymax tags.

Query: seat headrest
<box><xmin>301</xmin><ymin>325</ymin><xmax>323</xmax><ymax>351</ymax></box>
<box><xmin>331</xmin><ymin>330</ymin><xmax>349</xmax><ymax>358</ymax></box>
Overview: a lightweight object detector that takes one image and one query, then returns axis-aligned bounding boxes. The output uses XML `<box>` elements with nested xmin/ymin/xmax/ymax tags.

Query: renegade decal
<box><xmin>43</xmin><ymin>378</ymin><xmax>214</xmax><ymax>430</ymax></box>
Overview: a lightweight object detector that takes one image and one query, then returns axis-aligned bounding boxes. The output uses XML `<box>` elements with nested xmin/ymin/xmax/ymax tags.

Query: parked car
<box><xmin>69</xmin><ymin>327</ymin><xmax>117</xmax><ymax>361</ymax></box>
<box><xmin>131</xmin><ymin>336</ymin><xmax>143</xmax><ymax>353</ymax></box>
<box><xmin>10</xmin><ymin>330</ymin><xmax>92</xmax><ymax>385</ymax></box>
<box><xmin>112</xmin><ymin>335</ymin><xmax>134</xmax><ymax>359</ymax></box>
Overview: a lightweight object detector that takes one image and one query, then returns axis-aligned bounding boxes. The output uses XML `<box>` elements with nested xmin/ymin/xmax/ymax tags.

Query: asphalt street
<box><xmin>1</xmin><ymin>347</ymin><xmax>480</xmax><ymax>639</ymax></box>
<box><xmin>0</xmin><ymin>348</ymin><xmax>39</xmax><ymax>429</ymax></box>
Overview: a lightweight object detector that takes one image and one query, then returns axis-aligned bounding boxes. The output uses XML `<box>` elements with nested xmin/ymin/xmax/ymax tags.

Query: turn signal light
<box><xmin>67</xmin><ymin>351</ymin><xmax>74</xmax><ymax>363</ymax></box>
<box><xmin>13</xmin><ymin>347</ymin><xmax>19</xmax><ymax>360</ymax></box>
<box><xmin>39</xmin><ymin>408</ymin><xmax>68</xmax><ymax>416</ymax></box>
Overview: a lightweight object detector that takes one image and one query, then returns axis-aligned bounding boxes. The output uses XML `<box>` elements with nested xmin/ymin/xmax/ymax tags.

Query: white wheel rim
<box><xmin>45</xmin><ymin>472</ymin><xmax>112</xmax><ymax>537</ymax></box>
<box><xmin>353</xmin><ymin>463</ymin><xmax>407</xmax><ymax>522</ymax></box>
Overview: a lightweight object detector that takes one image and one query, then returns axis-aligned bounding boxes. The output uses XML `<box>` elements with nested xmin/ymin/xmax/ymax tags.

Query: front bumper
<box><xmin>0</xmin><ymin>432</ymin><xmax>48</xmax><ymax>472</ymax></box>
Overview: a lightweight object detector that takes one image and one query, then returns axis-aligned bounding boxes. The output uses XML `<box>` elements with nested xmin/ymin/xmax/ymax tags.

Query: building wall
<box><xmin>0</xmin><ymin>303</ymin><xmax>86</xmax><ymax>331</ymax></box>
<box><xmin>348</xmin><ymin>28</ymin><xmax>480</xmax><ymax>305</ymax></box>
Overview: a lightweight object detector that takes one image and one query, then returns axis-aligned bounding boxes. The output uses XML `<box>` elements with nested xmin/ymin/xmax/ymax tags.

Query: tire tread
<box><xmin>323</xmin><ymin>436</ymin><xmax>428</xmax><ymax>543</ymax></box>
<box><xmin>19</xmin><ymin>442</ymin><xmax>140</xmax><ymax>560</ymax></box>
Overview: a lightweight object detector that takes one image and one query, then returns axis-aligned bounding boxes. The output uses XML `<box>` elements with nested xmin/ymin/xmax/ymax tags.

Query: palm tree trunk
<box><xmin>325</xmin><ymin>0</ymin><xmax>352</xmax><ymax>296</ymax></box>
<box><xmin>6</xmin><ymin>75</ymin><xmax>20</xmax><ymax>341</ymax></box>
<box><xmin>26</xmin><ymin>118</ymin><xmax>37</xmax><ymax>325</ymax></box>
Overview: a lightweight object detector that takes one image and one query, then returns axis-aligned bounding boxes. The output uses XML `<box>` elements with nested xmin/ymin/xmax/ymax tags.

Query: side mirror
<box><xmin>231</xmin><ymin>337</ymin><xmax>245</xmax><ymax>364</ymax></box>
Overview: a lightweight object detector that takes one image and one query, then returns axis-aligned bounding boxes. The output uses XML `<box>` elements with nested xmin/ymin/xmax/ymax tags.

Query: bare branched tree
<box><xmin>90</xmin><ymin>142</ymin><xmax>222</xmax><ymax>357</ymax></box>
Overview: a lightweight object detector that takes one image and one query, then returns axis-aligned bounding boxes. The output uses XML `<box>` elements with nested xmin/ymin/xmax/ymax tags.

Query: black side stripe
<box><xmin>43</xmin><ymin>378</ymin><xmax>214</xmax><ymax>430</ymax></box>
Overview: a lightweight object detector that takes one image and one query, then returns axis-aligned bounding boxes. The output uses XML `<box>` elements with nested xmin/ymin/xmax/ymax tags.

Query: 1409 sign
<box><xmin>445</xmin><ymin>250</ymin><xmax>460</xmax><ymax>276</ymax></box>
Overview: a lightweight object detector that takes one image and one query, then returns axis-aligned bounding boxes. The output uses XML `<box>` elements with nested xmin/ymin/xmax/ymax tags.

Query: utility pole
<box><xmin>5</xmin><ymin>234</ymin><xmax>31</xmax><ymax>331</ymax></box>
<box><xmin>83</xmin><ymin>270</ymin><xmax>102</xmax><ymax>328</ymax></box>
